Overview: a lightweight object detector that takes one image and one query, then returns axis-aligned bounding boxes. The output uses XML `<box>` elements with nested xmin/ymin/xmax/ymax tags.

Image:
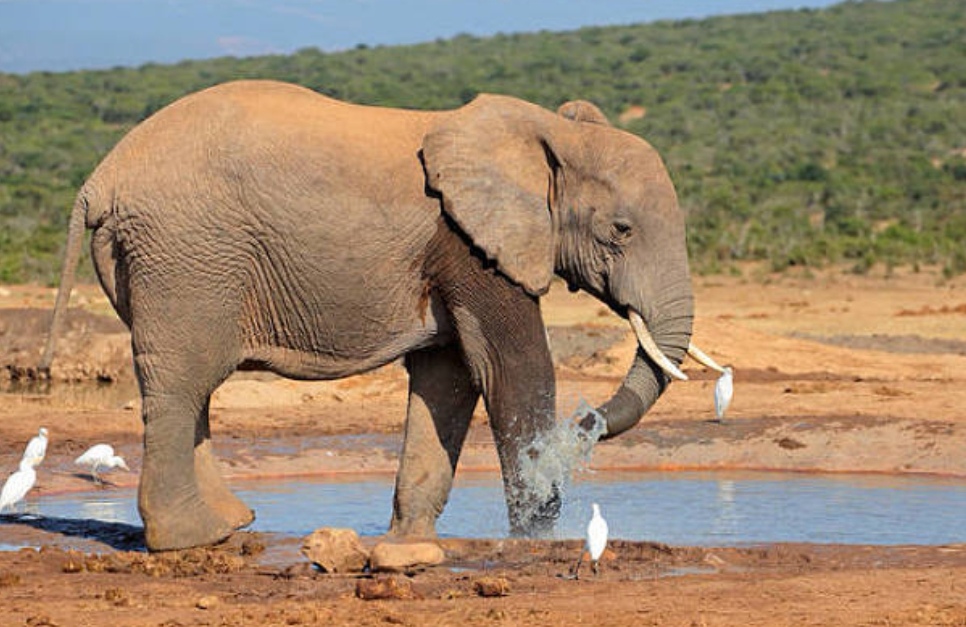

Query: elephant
<box><xmin>40</xmin><ymin>80</ymin><xmax>723</xmax><ymax>551</ymax></box>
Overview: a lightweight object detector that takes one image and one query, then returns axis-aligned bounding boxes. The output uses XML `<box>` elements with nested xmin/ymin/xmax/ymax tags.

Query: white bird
<box><xmin>0</xmin><ymin>458</ymin><xmax>38</xmax><ymax>514</ymax></box>
<box><xmin>714</xmin><ymin>366</ymin><xmax>734</xmax><ymax>421</ymax></box>
<box><xmin>574</xmin><ymin>502</ymin><xmax>609</xmax><ymax>579</ymax></box>
<box><xmin>685</xmin><ymin>344</ymin><xmax>734</xmax><ymax>421</ymax></box>
<box><xmin>74</xmin><ymin>444</ymin><xmax>130</xmax><ymax>483</ymax></box>
<box><xmin>21</xmin><ymin>427</ymin><xmax>49</xmax><ymax>468</ymax></box>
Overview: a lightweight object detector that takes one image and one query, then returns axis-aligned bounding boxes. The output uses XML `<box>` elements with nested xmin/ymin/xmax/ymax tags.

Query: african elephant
<box><xmin>41</xmin><ymin>80</ymin><xmax>720</xmax><ymax>551</ymax></box>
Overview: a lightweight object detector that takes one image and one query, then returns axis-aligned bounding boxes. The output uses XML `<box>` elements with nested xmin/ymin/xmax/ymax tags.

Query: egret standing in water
<box><xmin>574</xmin><ymin>502</ymin><xmax>609</xmax><ymax>579</ymax></box>
<box><xmin>75</xmin><ymin>444</ymin><xmax>130</xmax><ymax>484</ymax></box>
<box><xmin>0</xmin><ymin>459</ymin><xmax>38</xmax><ymax>514</ymax></box>
<box><xmin>21</xmin><ymin>427</ymin><xmax>49</xmax><ymax>468</ymax></box>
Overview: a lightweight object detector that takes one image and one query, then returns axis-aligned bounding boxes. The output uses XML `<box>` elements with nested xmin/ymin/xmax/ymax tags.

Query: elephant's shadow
<box><xmin>0</xmin><ymin>513</ymin><xmax>145</xmax><ymax>551</ymax></box>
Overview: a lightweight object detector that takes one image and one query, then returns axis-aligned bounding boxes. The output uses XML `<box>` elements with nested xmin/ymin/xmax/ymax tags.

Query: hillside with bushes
<box><xmin>0</xmin><ymin>0</ymin><xmax>963</xmax><ymax>283</ymax></box>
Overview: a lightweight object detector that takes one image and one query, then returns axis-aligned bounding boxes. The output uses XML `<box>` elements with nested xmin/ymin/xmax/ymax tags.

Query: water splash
<box><xmin>511</xmin><ymin>399</ymin><xmax>607</xmax><ymax>532</ymax></box>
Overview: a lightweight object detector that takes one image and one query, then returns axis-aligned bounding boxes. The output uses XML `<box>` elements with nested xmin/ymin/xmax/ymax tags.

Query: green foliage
<box><xmin>1</xmin><ymin>0</ymin><xmax>964</xmax><ymax>282</ymax></box>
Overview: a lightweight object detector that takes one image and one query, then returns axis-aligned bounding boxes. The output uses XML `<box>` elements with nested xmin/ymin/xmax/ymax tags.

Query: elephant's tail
<box><xmin>38</xmin><ymin>188</ymin><xmax>93</xmax><ymax>376</ymax></box>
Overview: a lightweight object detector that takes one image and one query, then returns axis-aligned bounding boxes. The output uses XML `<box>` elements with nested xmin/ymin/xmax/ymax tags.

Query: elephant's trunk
<box><xmin>585</xmin><ymin>298</ymin><xmax>693</xmax><ymax>440</ymax></box>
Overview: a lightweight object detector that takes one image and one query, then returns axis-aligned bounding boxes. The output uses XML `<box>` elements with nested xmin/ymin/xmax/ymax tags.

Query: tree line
<box><xmin>0</xmin><ymin>0</ymin><xmax>963</xmax><ymax>283</ymax></box>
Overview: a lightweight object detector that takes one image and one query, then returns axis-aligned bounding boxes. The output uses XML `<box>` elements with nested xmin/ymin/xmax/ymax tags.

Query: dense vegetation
<box><xmin>1</xmin><ymin>0</ymin><xmax>963</xmax><ymax>283</ymax></box>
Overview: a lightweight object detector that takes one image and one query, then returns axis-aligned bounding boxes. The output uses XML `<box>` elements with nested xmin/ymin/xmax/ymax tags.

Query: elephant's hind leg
<box><xmin>194</xmin><ymin>400</ymin><xmax>255</xmax><ymax>530</ymax></box>
<box><xmin>134</xmin><ymin>341</ymin><xmax>251</xmax><ymax>551</ymax></box>
<box><xmin>390</xmin><ymin>344</ymin><xmax>479</xmax><ymax>537</ymax></box>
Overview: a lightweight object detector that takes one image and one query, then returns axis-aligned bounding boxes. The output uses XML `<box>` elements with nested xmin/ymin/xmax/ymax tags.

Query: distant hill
<box><xmin>0</xmin><ymin>0</ymin><xmax>963</xmax><ymax>283</ymax></box>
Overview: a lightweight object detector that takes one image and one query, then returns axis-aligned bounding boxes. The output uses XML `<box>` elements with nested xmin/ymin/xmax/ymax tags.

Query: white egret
<box><xmin>686</xmin><ymin>344</ymin><xmax>734</xmax><ymax>421</ymax></box>
<box><xmin>0</xmin><ymin>459</ymin><xmax>38</xmax><ymax>514</ymax></box>
<box><xmin>714</xmin><ymin>366</ymin><xmax>734</xmax><ymax>421</ymax></box>
<box><xmin>74</xmin><ymin>444</ymin><xmax>130</xmax><ymax>483</ymax></box>
<box><xmin>21</xmin><ymin>427</ymin><xmax>49</xmax><ymax>468</ymax></box>
<box><xmin>574</xmin><ymin>502</ymin><xmax>609</xmax><ymax>579</ymax></box>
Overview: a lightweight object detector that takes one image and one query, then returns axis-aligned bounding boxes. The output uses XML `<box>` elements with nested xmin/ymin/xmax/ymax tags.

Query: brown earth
<box><xmin>1</xmin><ymin>264</ymin><xmax>966</xmax><ymax>626</ymax></box>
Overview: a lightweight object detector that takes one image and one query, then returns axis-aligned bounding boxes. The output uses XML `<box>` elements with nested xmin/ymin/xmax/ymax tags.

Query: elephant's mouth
<box><xmin>627</xmin><ymin>309</ymin><xmax>727</xmax><ymax>381</ymax></box>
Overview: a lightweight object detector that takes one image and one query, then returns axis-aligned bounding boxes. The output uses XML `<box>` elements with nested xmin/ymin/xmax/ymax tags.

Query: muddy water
<box><xmin>0</xmin><ymin>380</ymin><xmax>139</xmax><ymax>409</ymax></box>
<box><xmin>5</xmin><ymin>470</ymin><xmax>966</xmax><ymax>550</ymax></box>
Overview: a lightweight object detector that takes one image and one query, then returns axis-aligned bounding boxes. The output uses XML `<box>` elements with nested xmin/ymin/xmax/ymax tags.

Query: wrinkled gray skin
<box><xmin>41</xmin><ymin>81</ymin><xmax>693</xmax><ymax>551</ymax></box>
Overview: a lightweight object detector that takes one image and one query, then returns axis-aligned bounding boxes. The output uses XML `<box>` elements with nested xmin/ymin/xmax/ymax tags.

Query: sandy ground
<box><xmin>1</xmin><ymin>264</ymin><xmax>965</xmax><ymax>626</ymax></box>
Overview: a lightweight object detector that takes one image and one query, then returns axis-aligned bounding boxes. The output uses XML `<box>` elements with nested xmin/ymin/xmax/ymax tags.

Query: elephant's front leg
<box><xmin>451</xmin><ymin>287</ymin><xmax>562</xmax><ymax>536</ymax></box>
<box><xmin>390</xmin><ymin>344</ymin><xmax>479</xmax><ymax>537</ymax></box>
<box><xmin>486</xmin><ymin>341</ymin><xmax>561</xmax><ymax>537</ymax></box>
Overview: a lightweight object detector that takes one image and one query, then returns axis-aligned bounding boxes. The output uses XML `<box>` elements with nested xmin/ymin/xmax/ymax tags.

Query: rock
<box><xmin>368</xmin><ymin>541</ymin><xmax>445</xmax><ymax>573</ymax></box>
<box><xmin>300</xmin><ymin>528</ymin><xmax>369</xmax><ymax>573</ymax></box>
<box><xmin>355</xmin><ymin>576</ymin><xmax>419</xmax><ymax>600</ymax></box>
<box><xmin>776</xmin><ymin>437</ymin><xmax>807</xmax><ymax>450</ymax></box>
<box><xmin>280</xmin><ymin>562</ymin><xmax>317</xmax><ymax>579</ymax></box>
<box><xmin>103</xmin><ymin>588</ymin><xmax>130</xmax><ymax>607</ymax></box>
<box><xmin>196</xmin><ymin>595</ymin><xmax>219</xmax><ymax>609</ymax></box>
<box><xmin>473</xmin><ymin>576</ymin><xmax>510</xmax><ymax>597</ymax></box>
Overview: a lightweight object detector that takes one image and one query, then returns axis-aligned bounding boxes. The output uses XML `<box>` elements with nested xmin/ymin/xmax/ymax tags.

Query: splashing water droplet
<box><xmin>511</xmin><ymin>399</ymin><xmax>607</xmax><ymax>531</ymax></box>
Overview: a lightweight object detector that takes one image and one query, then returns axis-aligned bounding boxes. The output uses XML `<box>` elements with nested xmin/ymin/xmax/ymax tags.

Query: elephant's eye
<box><xmin>611</xmin><ymin>220</ymin><xmax>633</xmax><ymax>240</ymax></box>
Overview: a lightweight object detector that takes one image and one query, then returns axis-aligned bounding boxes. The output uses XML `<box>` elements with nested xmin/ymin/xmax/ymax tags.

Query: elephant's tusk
<box><xmin>628</xmin><ymin>311</ymin><xmax>688</xmax><ymax>382</ymax></box>
<box><xmin>687</xmin><ymin>342</ymin><xmax>728</xmax><ymax>374</ymax></box>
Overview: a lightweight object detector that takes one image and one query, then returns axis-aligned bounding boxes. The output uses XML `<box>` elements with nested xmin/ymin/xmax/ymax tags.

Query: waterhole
<box><xmin>4</xmin><ymin>470</ymin><xmax>965</xmax><ymax>550</ymax></box>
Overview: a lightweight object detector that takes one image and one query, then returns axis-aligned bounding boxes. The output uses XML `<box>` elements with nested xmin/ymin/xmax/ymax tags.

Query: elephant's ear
<box><xmin>422</xmin><ymin>94</ymin><xmax>561</xmax><ymax>296</ymax></box>
<box><xmin>557</xmin><ymin>100</ymin><xmax>611</xmax><ymax>126</ymax></box>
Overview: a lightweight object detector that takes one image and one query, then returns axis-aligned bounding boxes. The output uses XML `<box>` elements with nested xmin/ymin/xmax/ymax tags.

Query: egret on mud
<box><xmin>714</xmin><ymin>366</ymin><xmax>734</xmax><ymax>421</ymax></box>
<box><xmin>686</xmin><ymin>343</ymin><xmax>734</xmax><ymax>421</ymax></box>
<box><xmin>0</xmin><ymin>459</ymin><xmax>38</xmax><ymax>514</ymax></box>
<box><xmin>574</xmin><ymin>502</ymin><xmax>608</xmax><ymax>579</ymax></box>
<box><xmin>21</xmin><ymin>427</ymin><xmax>49</xmax><ymax>468</ymax></box>
<box><xmin>75</xmin><ymin>444</ymin><xmax>129</xmax><ymax>483</ymax></box>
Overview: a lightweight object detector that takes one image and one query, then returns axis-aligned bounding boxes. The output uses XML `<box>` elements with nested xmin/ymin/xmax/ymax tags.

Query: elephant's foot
<box><xmin>138</xmin><ymin>442</ymin><xmax>253</xmax><ymax>552</ymax></box>
<box><xmin>389</xmin><ymin>479</ymin><xmax>448</xmax><ymax>540</ymax></box>
<box><xmin>388</xmin><ymin>515</ymin><xmax>439</xmax><ymax>540</ymax></box>
<box><xmin>510</xmin><ymin>516</ymin><xmax>556</xmax><ymax>539</ymax></box>
<box><xmin>507</xmin><ymin>483</ymin><xmax>561</xmax><ymax>538</ymax></box>
<box><xmin>140</xmin><ymin>490</ymin><xmax>242</xmax><ymax>552</ymax></box>
<box><xmin>194</xmin><ymin>439</ymin><xmax>254</xmax><ymax>529</ymax></box>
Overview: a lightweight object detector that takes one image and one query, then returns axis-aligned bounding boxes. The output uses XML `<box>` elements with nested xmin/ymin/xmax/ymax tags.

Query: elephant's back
<box><xmin>91</xmin><ymin>79</ymin><xmax>439</xmax><ymax>204</ymax></box>
<box><xmin>110</xmin><ymin>79</ymin><xmax>436</xmax><ymax>158</ymax></box>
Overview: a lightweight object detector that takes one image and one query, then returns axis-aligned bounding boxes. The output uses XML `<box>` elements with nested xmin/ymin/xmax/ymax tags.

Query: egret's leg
<box><xmin>573</xmin><ymin>550</ymin><xmax>587</xmax><ymax>580</ymax></box>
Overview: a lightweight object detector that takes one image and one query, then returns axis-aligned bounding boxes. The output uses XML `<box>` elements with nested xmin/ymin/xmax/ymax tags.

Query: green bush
<box><xmin>0</xmin><ymin>0</ymin><xmax>964</xmax><ymax>282</ymax></box>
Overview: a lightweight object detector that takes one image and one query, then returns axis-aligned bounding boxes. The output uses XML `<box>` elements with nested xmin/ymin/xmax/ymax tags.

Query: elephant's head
<box><xmin>422</xmin><ymin>94</ymin><xmax>708</xmax><ymax>439</ymax></box>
